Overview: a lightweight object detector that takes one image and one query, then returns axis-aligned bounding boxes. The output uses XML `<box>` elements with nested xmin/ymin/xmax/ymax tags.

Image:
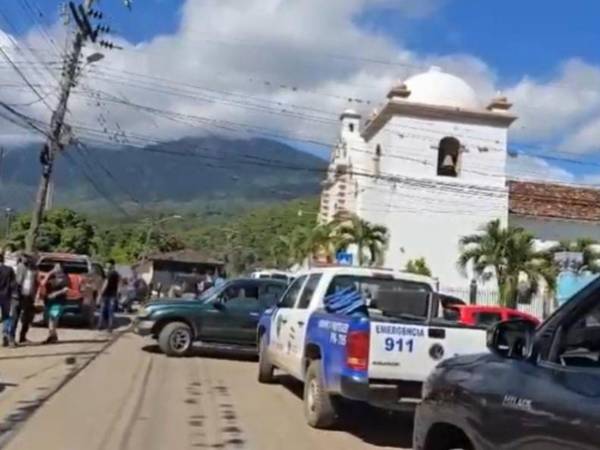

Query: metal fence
<box><xmin>439</xmin><ymin>285</ymin><xmax>551</xmax><ymax>320</ymax></box>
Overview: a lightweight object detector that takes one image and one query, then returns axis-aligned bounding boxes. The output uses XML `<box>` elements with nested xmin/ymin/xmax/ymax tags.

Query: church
<box><xmin>319</xmin><ymin>66</ymin><xmax>600</xmax><ymax>309</ymax></box>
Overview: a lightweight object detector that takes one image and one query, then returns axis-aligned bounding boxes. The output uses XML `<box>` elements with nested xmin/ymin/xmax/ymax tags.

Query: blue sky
<box><xmin>3</xmin><ymin>0</ymin><xmax>600</xmax><ymax>182</ymax></box>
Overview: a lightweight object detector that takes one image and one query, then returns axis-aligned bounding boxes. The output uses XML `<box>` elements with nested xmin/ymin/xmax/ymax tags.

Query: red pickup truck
<box><xmin>442</xmin><ymin>303</ymin><xmax>540</xmax><ymax>328</ymax></box>
<box><xmin>36</xmin><ymin>253</ymin><xmax>104</xmax><ymax>326</ymax></box>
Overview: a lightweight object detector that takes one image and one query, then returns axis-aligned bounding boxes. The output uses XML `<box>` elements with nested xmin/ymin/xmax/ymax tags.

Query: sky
<box><xmin>2</xmin><ymin>0</ymin><xmax>600</xmax><ymax>184</ymax></box>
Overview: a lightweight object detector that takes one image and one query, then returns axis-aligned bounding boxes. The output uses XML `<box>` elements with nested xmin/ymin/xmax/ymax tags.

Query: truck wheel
<box><xmin>304</xmin><ymin>360</ymin><xmax>337</xmax><ymax>428</ymax></box>
<box><xmin>258</xmin><ymin>334</ymin><xmax>275</xmax><ymax>384</ymax></box>
<box><xmin>158</xmin><ymin>322</ymin><xmax>193</xmax><ymax>357</ymax></box>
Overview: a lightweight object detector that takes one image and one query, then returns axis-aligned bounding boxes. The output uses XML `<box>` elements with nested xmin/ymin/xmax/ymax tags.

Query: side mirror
<box><xmin>487</xmin><ymin>319</ymin><xmax>536</xmax><ymax>359</ymax></box>
<box><xmin>213</xmin><ymin>298</ymin><xmax>226</xmax><ymax>310</ymax></box>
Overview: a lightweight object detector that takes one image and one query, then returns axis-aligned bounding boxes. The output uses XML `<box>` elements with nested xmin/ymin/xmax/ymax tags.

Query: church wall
<box><xmin>510</xmin><ymin>214</ymin><xmax>600</xmax><ymax>242</ymax></box>
<box><xmin>354</xmin><ymin>113</ymin><xmax>511</xmax><ymax>290</ymax></box>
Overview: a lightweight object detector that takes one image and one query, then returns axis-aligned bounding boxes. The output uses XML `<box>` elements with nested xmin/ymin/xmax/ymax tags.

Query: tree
<box><xmin>6</xmin><ymin>208</ymin><xmax>95</xmax><ymax>254</ymax></box>
<box><xmin>405</xmin><ymin>258</ymin><xmax>432</xmax><ymax>277</ymax></box>
<box><xmin>553</xmin><ymin>238</ymin><xmax>600</xmax><ymax>273</ymax></box>
<box><xmin>335</xmin><ymin>214</ymin><xmax>388</xmax><ymax>266</ymax></box>
<box><xmin>458</xmin><ymin>219</ymin><xmax>556</xmax><ymax>308</ymax></box>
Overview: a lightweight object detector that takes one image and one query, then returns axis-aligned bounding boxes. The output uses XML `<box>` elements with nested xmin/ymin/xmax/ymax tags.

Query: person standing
<box><xmin>214</xmin><ymin>268</ymin><xmax>226</xmax><ymax>288</ymax></box>
<box><xmin>98</xmin><ymin>259</ymin><xmax>120</xmax><ymax>332</ymax></box>
<box><xmin>0</xmin><ymin>254</ymin><xmax>17</xmax><ymax>347</ymax></box>
<box><xmin>41</xmin><ymin>263</ymin><xmax>69</xmax><ymax>344</ymax></box>
<box><xmin>11</xmin><ymin>255</ymin><xmax>37</xmax><ymax>344</ymax></box>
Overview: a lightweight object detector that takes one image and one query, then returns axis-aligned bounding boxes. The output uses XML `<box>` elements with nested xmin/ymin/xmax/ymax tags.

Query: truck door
<box><xmin>286</xmin><ymin>273</ymin><xmax>322</xmax><ymax>379</ymax></box>
<box><xmin>484</xmin><ymin>290</ymin><xmax>600</xmax><ymax>449</ymax></box>
<box><xmin>269</xmin><ymin>276</ymin><xmax>306</xmax><ymax>369</ymax></box>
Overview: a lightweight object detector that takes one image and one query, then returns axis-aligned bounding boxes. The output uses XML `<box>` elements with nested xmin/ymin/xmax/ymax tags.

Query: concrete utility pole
<box><xmin>25</xmin><ymin>1</ymin><xmax>93</xmax><ymax>252</ymax></box>
<box><xmin>25</xmin><ymin>0</ymin><xmax>123</xmax><ymax>252</ymax></box>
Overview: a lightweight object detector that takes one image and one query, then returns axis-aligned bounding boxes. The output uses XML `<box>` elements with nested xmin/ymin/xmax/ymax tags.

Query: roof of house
<box><xmin>509</xmin><ymin>180</ymin><xmax>600</xmax><ymax>222</ymax></box>
<box><xmin>144</xmin><ymin>249</ymin><xmax>224</xmax><ymax>266</ymax></box>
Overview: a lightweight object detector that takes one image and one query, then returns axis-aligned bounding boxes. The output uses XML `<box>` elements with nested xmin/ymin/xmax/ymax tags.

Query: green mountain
<box><xmin>0</xmin><ymin>136</ymin><xmax>327</xmax><ymax>216</ymax></box>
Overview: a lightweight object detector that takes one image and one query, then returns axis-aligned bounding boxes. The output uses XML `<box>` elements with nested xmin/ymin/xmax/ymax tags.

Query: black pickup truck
<box><xmin>414</xmin><ymin>277</ymin><xmax>600</xmax><ymax>450</ymax></box>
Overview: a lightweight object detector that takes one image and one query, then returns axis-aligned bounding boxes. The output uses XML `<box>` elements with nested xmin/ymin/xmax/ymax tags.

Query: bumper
<box><xmin>133</xmin><ymin>318</ymin><xmax>156</xmax><ymax>336</ymax></box>
<box><xmin>340</xmin><ymin>375</ymin><xmax>421</xmax><ymax>411</ymax></box>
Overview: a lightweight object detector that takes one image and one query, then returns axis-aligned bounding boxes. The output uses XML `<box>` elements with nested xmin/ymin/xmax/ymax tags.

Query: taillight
<box><xmin>346</xmin><ymin>330</ymin><xmax>369</xmax><ymax>371</ymax></box>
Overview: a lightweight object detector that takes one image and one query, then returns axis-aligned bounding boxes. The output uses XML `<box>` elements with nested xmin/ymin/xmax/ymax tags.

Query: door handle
<box><xmin>250</xmin><ymin>312</ymin><xmax>260</xmax><ymax>317</ymax></box>
<box><xmin>297</xmin><ymin>321</ymin><xmax>305</xmax><ymax>327</ymax></box>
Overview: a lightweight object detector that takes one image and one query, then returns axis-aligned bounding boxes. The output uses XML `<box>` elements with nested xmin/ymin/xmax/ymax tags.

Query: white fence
<box><xmin>439</xmin><ymin>285</ymin><xmax>552</xmax><ymax>320</ymax></box>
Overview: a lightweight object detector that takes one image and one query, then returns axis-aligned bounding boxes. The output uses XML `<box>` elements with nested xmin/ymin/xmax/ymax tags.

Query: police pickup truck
<box><xmin>257</xmin><ymin>266</ymin><xmax>489</xmax><ymax>428</ymax></box>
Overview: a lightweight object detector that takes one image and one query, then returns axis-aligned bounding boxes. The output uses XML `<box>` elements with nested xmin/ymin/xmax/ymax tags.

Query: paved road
<box><xmin>4</xmin><ymin>333</ymin><xmax>414</xmax><ymax>450</ymax></box>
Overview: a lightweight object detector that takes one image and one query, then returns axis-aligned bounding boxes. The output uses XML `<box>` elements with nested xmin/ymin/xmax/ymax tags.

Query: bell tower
<box><xmin>353</xmin><ymin>67</ymin><xmax>517</xmax><ymax>290</ymax></box>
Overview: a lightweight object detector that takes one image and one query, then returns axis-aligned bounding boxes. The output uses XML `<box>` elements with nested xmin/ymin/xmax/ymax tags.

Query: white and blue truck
<box><xmin>257</xmin><ymin>266</ymin><xmax>489</xmax><ymax>428</ymax></box>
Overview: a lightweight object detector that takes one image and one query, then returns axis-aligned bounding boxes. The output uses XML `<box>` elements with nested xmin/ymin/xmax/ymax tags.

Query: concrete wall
<box><xmin>511</xmin><ymin>215</ymin><xmax>600</xmax><ymax>242</ymax></box>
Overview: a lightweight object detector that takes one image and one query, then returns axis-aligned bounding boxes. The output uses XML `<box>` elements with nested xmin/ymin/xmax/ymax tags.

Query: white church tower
<box><xmin>322</xmin><ymin>66</ymin><xmax>517</xmax><ymax>291</ymax></box>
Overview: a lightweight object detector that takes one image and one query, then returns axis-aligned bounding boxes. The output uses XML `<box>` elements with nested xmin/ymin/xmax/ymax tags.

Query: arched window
<box><xmin>349</xmin><ymin>123</ymin><xmax>355</xmax><ymax>133</ymax></box>
<box><xmin>437</xmin><ymin>137</ymin><xmax>461</xmax><ymax>177</ymax></box>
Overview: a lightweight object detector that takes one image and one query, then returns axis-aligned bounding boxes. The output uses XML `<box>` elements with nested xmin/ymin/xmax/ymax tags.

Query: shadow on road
<box><xmin>0</xmin><ymin>350</ymin><xmax>99</xmax><ymax>361</ymax></box>
<box><xmin>141</xmin><ymin>344</ymin><xmax>257</xmax><ymax>362</ymax></box>
<box><xmin>32</xmin><ymin>314</ymin><xmax>133</xmax><ymax>330</ymax></box>
<box><xmin>277</xmin><ymin>375</ymin><xmax>414</xmax><ymax>448</ymax></box>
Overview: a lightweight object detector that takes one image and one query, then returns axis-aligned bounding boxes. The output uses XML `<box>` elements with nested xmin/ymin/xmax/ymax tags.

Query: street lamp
<box><xmin>143</xmin><ymin>215</ymin><xmax>183</xmax><ymax>259</ymax></box>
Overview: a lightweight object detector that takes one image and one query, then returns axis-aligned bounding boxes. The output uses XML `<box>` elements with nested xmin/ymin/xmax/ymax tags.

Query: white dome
<box><xmin>401</xmin><ymin>66</ymin><xmax>480</xmax><ymax>110</ymax></box>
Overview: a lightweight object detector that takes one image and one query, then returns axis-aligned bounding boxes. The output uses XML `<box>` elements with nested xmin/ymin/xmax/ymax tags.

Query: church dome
<box><xmin>399</xmin><ymin>66</ymin><xmax>480</xmax><ymax>110</ymax></box>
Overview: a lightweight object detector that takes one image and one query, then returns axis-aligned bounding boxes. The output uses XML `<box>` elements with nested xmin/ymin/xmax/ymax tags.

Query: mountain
<box><xmin>0</xmin><ymin>136</ymin><xmax>328</xmax><ymax>215</ymax></box>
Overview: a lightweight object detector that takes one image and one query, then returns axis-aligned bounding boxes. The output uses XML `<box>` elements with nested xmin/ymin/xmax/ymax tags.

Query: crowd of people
<box><xmin>0</xmin><ymin>252</ymin><xmax>135</xmax><ymax>347</ymax></box>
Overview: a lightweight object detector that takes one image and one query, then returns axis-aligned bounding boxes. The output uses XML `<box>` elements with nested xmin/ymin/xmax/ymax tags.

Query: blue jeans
<box><xmin>98</xmin><ymin>296</ymin><xmax>116</xmax><ymax>331</ymax></box>
<box><xmin>1</xmin><ymin>300</ymin><xmax>11</xmax><ymax>339</ymax></box>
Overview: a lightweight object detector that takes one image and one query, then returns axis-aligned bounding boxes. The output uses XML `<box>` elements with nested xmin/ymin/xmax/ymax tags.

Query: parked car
<box><xmin>257</xmin><ymin>266</ymin><xmax>490</xmax><ymax>429</ymax></box>
<box><xmin>442</xmin><ymin>304</ymin><xmax>540</xmax><ymax>328</ymax></box>
<box><xmin>414</xmin><ymin>277</ymin><xmax>600</xmax><ymax>450</ymax></box>
<box><xmin>36</xmin><ymin>253</ymin><xmax>97</xmax><ymax>326</ymax></box>
<box><xmin>134</xmin><ymin>278</ymin><xmax>287</xmax><ymax>356</ymax></box>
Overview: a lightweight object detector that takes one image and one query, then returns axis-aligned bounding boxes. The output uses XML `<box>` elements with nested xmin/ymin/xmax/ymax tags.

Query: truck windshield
<box><xmin>326</xmin><ymin>275</ymin><xmax>431</xmax><ymax>317</ymax></box>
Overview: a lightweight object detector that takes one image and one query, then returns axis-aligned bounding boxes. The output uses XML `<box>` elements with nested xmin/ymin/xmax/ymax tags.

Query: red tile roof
<box><xmin>509</xmin><ymin>180</ymin><xmax>600</xmax><ymax>222</ymax></box>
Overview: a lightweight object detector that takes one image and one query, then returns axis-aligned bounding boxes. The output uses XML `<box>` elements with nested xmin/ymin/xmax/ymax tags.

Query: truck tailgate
<box><xmin>368</xmin><ymin>322</ymin><xmax>487</xmax><ymax>381</ymax></box>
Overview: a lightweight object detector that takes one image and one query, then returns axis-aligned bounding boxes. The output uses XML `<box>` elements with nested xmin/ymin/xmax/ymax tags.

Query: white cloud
<box><xmin>506</xmin><ymin>154</ymin><xmax>575</xmax><ymax>184</ymax></box>
<box><xmin>505</xmin><ymin>59</ymin><xmax>600</xmax><ymax>152</ymax></box>
<box><xmin>0</xmin><ymin>0</ymin><xmax>598</xmax><ymax>182</ymax></box>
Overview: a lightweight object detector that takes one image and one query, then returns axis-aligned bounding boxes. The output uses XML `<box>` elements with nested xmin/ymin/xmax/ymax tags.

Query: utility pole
<box><xmin>25</xmin><ymin>0</ymin><xmax>124</xmax><ymax>252</ymax></box>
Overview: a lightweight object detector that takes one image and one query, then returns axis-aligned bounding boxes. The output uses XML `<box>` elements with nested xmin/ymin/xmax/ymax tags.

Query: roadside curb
<box><xmin>0</xmin><ymin>329</ymin><xmax>129</xmax><ymax>449</ymax></box>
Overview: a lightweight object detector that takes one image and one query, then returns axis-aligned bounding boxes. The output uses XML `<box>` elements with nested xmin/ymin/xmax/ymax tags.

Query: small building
<box><xmin>134</xmin><ymin>249</ymin><xmax>224</xmax><ymax>290</ymax></box>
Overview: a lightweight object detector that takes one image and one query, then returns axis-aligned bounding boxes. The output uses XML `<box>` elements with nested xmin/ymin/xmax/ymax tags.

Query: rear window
<box><xmin>474</xmin><ymin>312</ymin><xmax>502</xmax><ymax>327</ymax></box>
<box><xmin>443</xmin><ymin>307</ymin><xmax>460</xmax><ymax>322</ymax></box>
<box><xmin>326</xmin><ymin>275</ymin><xmax>431</xmax><ymax>317</ymax></box>
<box><xmin>38</xmin><ymin>260</ymin><xmax>89</xmax><ymax>274</ymax></box>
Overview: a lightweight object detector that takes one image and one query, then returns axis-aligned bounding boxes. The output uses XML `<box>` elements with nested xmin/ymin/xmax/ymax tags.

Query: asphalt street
<box><xmin>2</xmin><ymin>332</ymin><xmax>414</xmax><ymax>450</ymax></box>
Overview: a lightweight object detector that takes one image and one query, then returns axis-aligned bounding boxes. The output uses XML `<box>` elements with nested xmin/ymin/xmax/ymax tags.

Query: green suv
<box><xmin>134</xmin><ymin>278</ymin><xmax>287</xmax><ymax>356</ymax></box>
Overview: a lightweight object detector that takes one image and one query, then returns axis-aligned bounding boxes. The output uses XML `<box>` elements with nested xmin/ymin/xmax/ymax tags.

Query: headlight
<box><xmin>137</xmin><ymin>307</ymin><xmax>150</xmax><ymax>318</ymax></box>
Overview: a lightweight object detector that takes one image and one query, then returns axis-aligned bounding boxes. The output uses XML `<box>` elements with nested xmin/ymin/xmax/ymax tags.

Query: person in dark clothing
<box><xmin>0</xmin><ymin>254</ymin><xmax>17</xmax><ymax>347</ymax></box>
<box><xmin>11</xmin><ymin>255</ymin><xmax>37</xmax><ymax>344</ymax></box>
<box><xmin>42</xmin><ymin>263</ymin><xmax>69</xmax><ymax>344</ymax></box>
<box><xmin>98</xmin><ymin>259</ymin><xmax>120</xmax><ymax>332</ymax></box>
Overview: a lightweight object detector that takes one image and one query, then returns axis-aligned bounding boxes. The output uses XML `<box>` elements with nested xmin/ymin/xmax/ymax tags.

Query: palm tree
<box><xmin>553</xmin><ymin>238</ymin><xmax>600</xmax><ymax>273</ymax></box>
<box><xmin>335</xmin><ymin>214</ymin><xmax>388</xmax><ymax>266</ymax></box>
<box><xmin>305</xmin><ymin>222</ymin><xmax>338</xmax><ymax>263</ymax></box>
<box><xmin>274</xmin><ymin>226</ymin><xmax>311</xmax><ymax>267</ymax></box>
<box><xmin>405</xmin><ymin>258</ymin><xmax>432</xmax><ymax>277</ymax></box>
<box><xmin>458</xmin><ymin>219</ymin><xmax>556</xmax><ymax>308</ymax></box>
